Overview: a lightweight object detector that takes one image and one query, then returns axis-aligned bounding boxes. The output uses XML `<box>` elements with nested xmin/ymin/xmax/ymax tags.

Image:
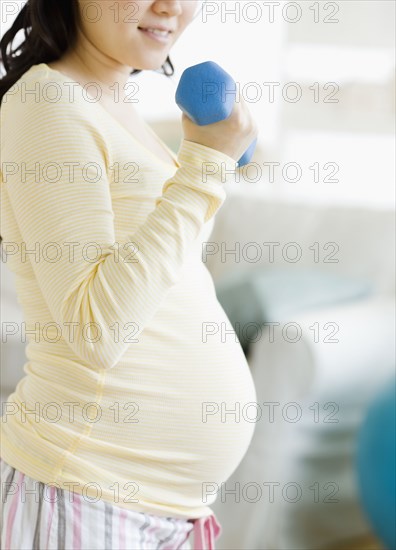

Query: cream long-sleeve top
<box><xmin>0</xmin><ymin>63</ymin><xmax>257</xmax><ymax>519</ymax></box>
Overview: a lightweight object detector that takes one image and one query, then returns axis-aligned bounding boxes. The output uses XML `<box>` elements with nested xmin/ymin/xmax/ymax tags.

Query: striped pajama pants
<box><xmin>0</xmin><ymin>457</ymin><xmax>221</xmax><ymax>550</ymax></box>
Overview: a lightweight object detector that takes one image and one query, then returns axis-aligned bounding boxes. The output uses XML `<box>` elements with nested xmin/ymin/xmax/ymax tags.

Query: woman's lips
<box><xmin>138</xmin><ymin>27</ymin><xmax>172</xmax><ymax>44</ymax></box>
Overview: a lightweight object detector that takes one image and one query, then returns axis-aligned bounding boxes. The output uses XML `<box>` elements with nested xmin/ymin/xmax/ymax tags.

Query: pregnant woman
<box><xmin>0</xmin><ymin>1</ymin><xmax>258</xmax><ymax>548</ymax></box>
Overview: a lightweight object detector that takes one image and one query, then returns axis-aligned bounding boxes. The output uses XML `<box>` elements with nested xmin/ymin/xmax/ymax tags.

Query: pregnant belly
<box><xmin>10</xmin><ymin>257</ymin><xmax>257</xmax><ymax>511</ymax></box>
<box><xmin>107</xmin><ymin>258</ymin><xmax>258</xmax><ymax>482</ymax></box>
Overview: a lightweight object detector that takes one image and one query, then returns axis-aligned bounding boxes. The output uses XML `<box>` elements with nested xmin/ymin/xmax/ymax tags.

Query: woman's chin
<box><xmin>131</xmin><ymin>57</ymin><xmax>170</xmax><ymax>72</ymax></box>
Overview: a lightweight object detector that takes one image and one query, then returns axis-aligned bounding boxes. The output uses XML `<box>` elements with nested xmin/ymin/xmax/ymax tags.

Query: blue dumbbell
<box><xmin>175</xmin><ymin>61</ymin><xmax>257</xmax><ymax>166</ymax></box>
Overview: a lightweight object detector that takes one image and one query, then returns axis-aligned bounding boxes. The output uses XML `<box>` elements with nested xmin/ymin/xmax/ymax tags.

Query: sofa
<box><xmin>204</xmin><ymin>192</ymin><xmax>395</xmax><ymax>550</ymax></box>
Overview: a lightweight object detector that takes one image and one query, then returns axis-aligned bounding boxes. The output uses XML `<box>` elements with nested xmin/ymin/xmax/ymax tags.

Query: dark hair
<box><xmin>0</xmin><ymin>0</ymin><xmax>175</xmax><ymax>243</ymax></box>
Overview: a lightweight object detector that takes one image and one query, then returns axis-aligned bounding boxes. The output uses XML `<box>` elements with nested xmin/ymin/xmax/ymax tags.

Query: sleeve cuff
<box><xmin>157</xmin><ymin>140</ymin><xmax>238</xmax><ymax>223</ymax></box>
<box><xmin>176</xmin><ymin>140</ymin><xmax>238</xmax><ymax>180</ymax></box>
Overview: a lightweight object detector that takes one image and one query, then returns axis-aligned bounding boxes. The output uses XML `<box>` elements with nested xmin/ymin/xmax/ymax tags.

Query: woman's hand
<box><xmin>181</xmin><ymin>96</ymin><xmax>258</xmax><ymax>162</ymax></box>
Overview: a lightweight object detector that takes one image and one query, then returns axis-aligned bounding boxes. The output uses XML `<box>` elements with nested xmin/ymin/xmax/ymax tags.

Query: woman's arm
<box><xmin>1</xmin><ymin>83</ymin><xmax>236</xmax><ymax>371</ymax></box>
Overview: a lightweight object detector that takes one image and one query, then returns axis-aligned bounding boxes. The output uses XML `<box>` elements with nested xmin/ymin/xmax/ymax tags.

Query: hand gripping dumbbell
<box><xmin>175</xmin><ymin>61</ymin><xmax>257</xmax><ymax>166</ymax></box>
